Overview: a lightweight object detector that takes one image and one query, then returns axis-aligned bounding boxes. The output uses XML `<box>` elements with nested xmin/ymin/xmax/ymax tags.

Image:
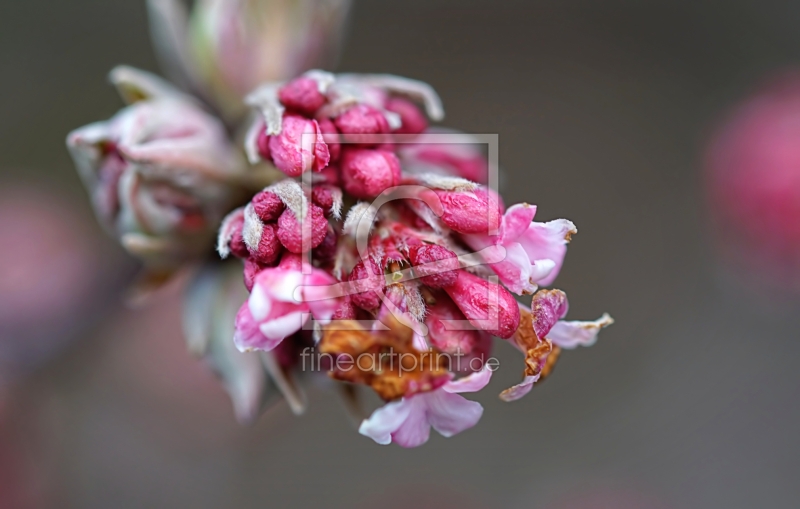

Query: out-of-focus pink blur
<box><xmin>705</xmin><ymin>71</ymin><xmax>800</xmax><ymax>291</ymax></box>
<box><xmin>0</xmin><ymin>182</ymin><xmax>115</xmax><ymax>385</ymax></box>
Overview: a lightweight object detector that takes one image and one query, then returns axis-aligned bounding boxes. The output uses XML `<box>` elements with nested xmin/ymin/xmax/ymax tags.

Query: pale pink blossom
<box><xmin>233</xmin><ymin>254</ymin><xmax>340</xmax><ymax>352</ymax></box>
<box><xmin>463</xmin><ymin>203</ymin><xmax>576</xmax><ymax>294</ymax></box>
<box><xmin>359</xmin><ymin>365</ymin><xmax>492</xmax><ymax>448</ymax></box>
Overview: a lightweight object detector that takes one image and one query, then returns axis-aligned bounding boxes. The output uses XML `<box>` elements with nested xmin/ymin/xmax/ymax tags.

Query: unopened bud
<box><xmin>444</xmin><ymin>270</ymin><xmax>520</xmax><ymax>339</ymax></box>
<box><xmin>385</xmin><ymin>97</ymin><xmax>427</xmax><ymax>134</ymax></box>
<box><xmin>335</xmin><ymin>104</ymin><xmax>390</xmax><ymax>143</ymax></box>
<box><xmin>409</xmin><ymin>244</ymin><xmax>459</xmax><ymax>288</ymax></box>
<box><xmin>348</xmin><ymin>258</ymin><xmax>385</xmax><ymax>310</ymax></box>
<box><xmin>256</xmin><ymin>128</ymin><xmax>271</xmax><ymax>161</ymax></box>
<box><xmin>278</xmin><ymin>76</ymin><xmax>327</xmax><ymax>115</ymax></box>
<box><xmin>341</xmin><ymin>148</ymin><xmax>401</xmax><ymax>199</ymax></box>
<box><xmin>317</xmin><ymin>118</ymin><xmax>341</xmax><ymax>162</ymax></box>
<box><xmin>434</xmin><ymin>188</ymin><xmax>503</xmax><ymax>234</ymax></box>
<box><xmin>269</xmin><ymin>114</ymin><xmax>330</xmax><ymax>177</ymax></box>
<box><xmin>251</xmin><ymin>190</ymin><xmax>285</xmax><ymax>223</ymax></box>
<box><xmin>247</xmin><ymin>223</ymin><xmax>282</xmax><ymax>266</ymax></box>
<box><xmin>312</xmin><ymin>224</ymin><xmax>338</xmax><ymax>264</ymax></box>
<box><xmin>276</xmin><ymin>204</ymin><xmax>328</xmax><ymax>253</ymax></box>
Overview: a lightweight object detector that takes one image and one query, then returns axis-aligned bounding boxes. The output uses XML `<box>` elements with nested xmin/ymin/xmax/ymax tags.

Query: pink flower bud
<box><xmin>229</xmin><ymin>225</ymin><xmax>251</xmax><ymax>259</ymax></box>
<box><xmin>341</xmin><ymin>148</ymin><xmax>401</xmax><ymax>199</ymax></box>
<box><xmin>67</xmin><ymin>92</ymin><xmax>246</xmax><ymax>270</ymax></box>
<box><xmin>332</xmin><ymin>297</ymin><xmax>358</xmax><ymax>320</ymax></box>
<box><xmin>444</xmin><ymin>270</ymin><xmax>520</xmax><ymax>339</ymax></box>
<box><xmin>311</xmin><ymin>186</ymin><xmax>335</xmax><ymax>215</ymax></box>
<box><xmin>425</xmin><ymin>296</ymin><xmax>493</xmax><ymax>372</ymax></box>
<box><xmin>348</xmin><ymin>258</ymin><xmax>386</xmax><ymax>310</ymax></box>
<box><xmin>251</xmin><ymin>190</ymin><xmax>285</xmax><ymax>222</ymax></box>
<box><xmin>312</xmin><ymin>224</ymin><xmax>338</xmax><ymax>264</ymax></box>
<box><xmin>315</xmin><ymin>164</ymin><xmax>341</xmax><ymax>185</ymax></box>
<box><xmin>269</xmin><ymin>114</ymin><xmax>330</xmax><ymax>177</ymax></box>
<box><xmin>335</xmin><ymin>104</ymin><xmax>390</xmax><ymax>143</ymax></box>
<box><xmin>218</xmin><ymin>211</ymin><xmax>251</xmax><ymax>259</ymax></box>
<box><xmin>278</xmin><ymin>76</ymin><xmax>327</xmax><ymax>114</ymax></box>
<box><xmin>256</xmin><ymin>128</ymin><xmax>271</xmax><ymax>161</ymax></box>
<box><xmin>399</xmin><ymin>130</ymin><xmax>489</xmax><ymax>183</ymax></box>
<box><xmin>409</xmin><ymin>244</ymin><xmax>459</xmax><ymax>288</ymax></box>
<box><xmin>433</xmin><ymin>187</ymin><xmax>503</xmax><ymax>234</ymax></box>
<box><xmin>276</xmin><ymin>204</ymin><xmax>328</xmax><ymax>253</ymax></box>
<box><xmin>385</xmin><ymin>97</ymin><xmax>428</xmax><ymax>134</ymax></box>
<box><xmin>317</xmin><ymin>118</ymin><xmax>341</xmax><ymax>161</ymax></box>
<box><xmin>247</xmin><ymin>223</ymin><xmax>282</xmax><ymax>266</ymax></box>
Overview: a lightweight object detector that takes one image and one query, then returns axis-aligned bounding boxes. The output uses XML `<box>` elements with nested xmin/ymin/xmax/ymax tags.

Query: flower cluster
<box><xmin>217</xmin><ymin>70</ymin><xmax>614</xmax><ymax>447</ymax></box>
<box><xmin>66</xmin><ymin>0</ymin><xmax>612</xmax><ymax>447</ymax></box>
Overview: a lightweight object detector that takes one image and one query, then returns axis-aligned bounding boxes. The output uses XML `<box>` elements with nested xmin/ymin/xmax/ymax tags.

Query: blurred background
<box><xmin>2</xmin><ymin>0</ymin><xmax>800</xmax><ymax>507</ymax></box>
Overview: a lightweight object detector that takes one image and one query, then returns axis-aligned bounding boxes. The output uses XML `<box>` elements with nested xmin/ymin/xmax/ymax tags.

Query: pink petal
<box><xmin>359</xmin><ymin>399</ymin><xmax>414</xmax><ymax>445</ymax></box>
<box><xmin>548</xmin><ymin>313</ymin><xmax>614</xmax><ymax>349</ymax></box>
<box><xmin>500</xmin><ymin>203</ymin><xmax>537</xmax><ymax>243</ymax></box>
<box><xmin>232</xmin><ymin>302</ymin><xmax>269</xmax><ymax>352</ymax></box>
<box><xmin>489</xmin><ymin>243</ymin><xmax>538</xmax><ymax>295</ymax></box>
<box><xmin>443</xmin><ymin>364</ymin><xmax>493</xmax><ymax>393</ymax></box>
<box><xmin>253</xmin><ymin>269</ymin><xmax>304</xmax><ymax>303</ymax></box>
<box><xmin>248</xmin><ymin>283</ymin><xmax>273</xmax><ymax>321</ymax></box>
<box><xmin>499</xmin><ymin>375</ymin><xmax>539</xmax><ymax>402</ymax></box>
<box><xmin>425</xmin><ymin>391</ymin><xmax>484</xmax><ymax>437</ymax></box>
<box><xmin>389</xmin><ymin>398</ymin><xmax>433</xmax><ymax>448</ymax></box>
<box><xmin>517</xmin><ymin>219</ymin><xmax>577</xmax><ymax>287</ymax></box>
<box><xmin>258</xmin><ymin>310</ymin><xmax>308</xmax><ymax>342</ymax></box>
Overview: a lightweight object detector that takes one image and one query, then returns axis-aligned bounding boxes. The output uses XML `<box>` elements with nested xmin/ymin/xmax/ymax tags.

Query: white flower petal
<box><xmin>548</xmin><ymin>313</ymin><xmax>614</xmax><ymax>349</ymax></box>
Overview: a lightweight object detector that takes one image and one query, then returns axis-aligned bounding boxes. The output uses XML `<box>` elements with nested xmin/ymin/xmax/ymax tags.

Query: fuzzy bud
<box><xmin>444</xmin><ymin>270</ymin><xmax>521</xmax><ymax>339</ymax></box>
<box><xmin>311</xmin><ymin>186</ymin><xmax>335</xmax><ymax>215</ymax></box>
<box><xmin>335</xmin><ymin>104</ymin><xmax>390</xmax><ymax>143</ymax></box>
<box><xmin>348</xmin><ymin>258</ymin><xmax>386</xmax><ymax>310</ymax></box>
<box><xmin>269</xmin><ymin>114</ymin><xmax>330</xmax><ymax>177</ymax></box>
<box><xmin>385</xmin><ymin>97</ymin><xmax>428</xmax><ymax>134</ymax></box>
<box><xmin>332</xmin><ymin>297</ymin><xmax>358</xmax><ymax>320</ymax></box>
<box><xmin>276</xmin><ymin>204</ymin><xmax>328</xmax><ymax>253</ymax></box>
<box><xmin>317</xmin><ymin>118</ymin><xmax>341</xmax><ymax>161</ymax></box>
<box><xmin>432</xmin><ymin>188</ymin><xmax>503</xmax><ymax>234</ymax></box>
<box><xmin>341</xmin><ymin>148</ymin><xmax>401</xmax><ymax>199</ymax></box>
<box><xmin>256</xmin><ymin>128</ymin><xmax>271</xmax><ymax>161</ymax></box>
<box><xmin>409</xmin><ymin>244</ymin><xmax>459</xmax><ymax>288</ymax></box>
<box><xmin>224</xmin><ymin>216</ymin><xmax>251</xmax><ymax>259</ymax></box>
<box><xmin>247</xmin><ymin>223</ymin><xmax>282</xmax><ymax>266</ymax></box>
<box><xmin>251</xmin><ymin>190</ymin><xmax>285</xmax><ymax>222</ymax></box>
<box><xmin>278</xmin><ymin>76</ymin><xmax>327</xmax><ymax>115</ymax></box>
<box><xmin>312</xmin><ymin>225</ymin><xmax>338</xmax><ymax>264</ymax></box>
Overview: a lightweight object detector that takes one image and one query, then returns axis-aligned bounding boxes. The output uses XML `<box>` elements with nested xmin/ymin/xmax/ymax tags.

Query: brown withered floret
<box><xmin>515</xmin><ymin>306</ymin><xmax>561</xmax><ymax>382</ymax></box>
<box><xmin>319</xmin><ymin>315</ymin><xmax>450</xmax><ymax>401</ymax></box>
